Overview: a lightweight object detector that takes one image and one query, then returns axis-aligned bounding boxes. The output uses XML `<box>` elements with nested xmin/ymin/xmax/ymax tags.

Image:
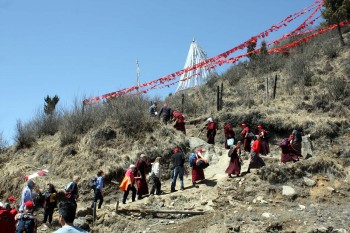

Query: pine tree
<box><xmin>44</xmin><ymin>95</ymin><xmax>59</xmax><ymax>115</ymax></box>
<box><xmin>247</xmin><ymin>39</ymin><xmax>257</xmax><ymax>60</ymax></box>
<box><xmin>322</xmin><ymin>0</ymin><xmax>350</xmax><ymax>46</ymax></box>
<box><xmin>260</xmin><ymin>41</ymin><xmax>268</xmax><ymax>57</ymax></box>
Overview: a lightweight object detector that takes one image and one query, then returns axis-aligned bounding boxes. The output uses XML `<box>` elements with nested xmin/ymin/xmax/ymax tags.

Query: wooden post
<box><xmin>273</xmin><ymin>74</ymin><xmax>278</xmax><ymax>99</ymax></box>
<box><xmin>181</xmin><ymin>94</ymin><xmax>185</xmax><ymax>113</ymax></box>
<box><xmin>92</xmin><ymin>202</ymin><xmax>97</xmax><ymax>225</ymax></box>
<box><xmin>266</xmin><ymin>77</ymin><xmax>269</xmax><ymax>102</ymax></box>
<box><xmin>217</xmin><ymin>86</ymin><xmax>220</xmax><ymax>111</ymax></box>
<box><xmin>220</xmin><ymin>82</ymin><xmax>224</xmax><ymax>110</ymax></box>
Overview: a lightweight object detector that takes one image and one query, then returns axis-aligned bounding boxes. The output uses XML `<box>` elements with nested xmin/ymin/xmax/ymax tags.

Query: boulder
<box><xmin>282</xmin><ymin>186</ymin><xmax>297</xmax><ymax>197</ymax></box>
<box><xmin>303</xmin><ymin>177</ymin><xmax>316</xmax><ymax>187</ymax></box>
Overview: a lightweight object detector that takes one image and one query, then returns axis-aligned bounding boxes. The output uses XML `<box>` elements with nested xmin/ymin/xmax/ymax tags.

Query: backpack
<box><xmin>16</xmin><ymin>213</ymin><xmax>35</xmax><ymax>233</ymax></box>
<box><xmin>189</xmin><ymin>153</ymin><xmax>196</xmax><ymax>167</ymax></box>
<box><xmin>0</xmin><ymin>207</ymin><xmax>16</xmax><ymax>233</ymax></box>
<box><xmin>89</xmin><ymin>177</ymin><xmax>97</xmax><ymax>191</ymax></box>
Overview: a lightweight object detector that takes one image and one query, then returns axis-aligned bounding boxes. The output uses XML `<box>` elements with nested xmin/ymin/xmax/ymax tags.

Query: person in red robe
<box><xmin>192</xmin><ymin>148</ymin><xmax>206</xmax><ymax>186</ymax></box>
<box><xmin>135</xmin><ymin>154</ymin><xmax>149</xmax><ymax>200</ymax></box>
<box><xmin>225</xmin><ymin>141</ymin><xmax>242</xmax><ymax>177</ymax></box>
<box><xmin>240</xmin><ymin>123</ymin><xmax>252</xmax><ymax>152</ymax></box>
<box><xmin>206</xmin><ymin>118</ymin><xmax>216</xmax><ymax>144</ymax></box>
<box><xmin>257</xmin><ymin>125</ymin><xmax>270</xmax><ymax>156</ymax></box>
<box><xmin>280</xmin><ymin>134</ymin><xmax>300</xmax><ymax>164</ymax></box>
<box><xmin>172</xmin><ymin>110</ymin><xmax>186</xmax><ymax>134</ymax></box>
<box><xmin>247</xmin><ymin>136</ymin><xmax>265</xmax><ymax>173</ymax></box>
<box><xmin>224</xmin><ymin>122</ymin><xmax>235</xmax><ymax>149</ymax></box>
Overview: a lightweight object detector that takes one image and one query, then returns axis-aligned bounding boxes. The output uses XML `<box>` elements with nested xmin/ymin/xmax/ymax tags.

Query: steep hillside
<box><xmin>0</xmin><ymin>30</ymin><xmax>350</xmax><ymax>233</ymax></box>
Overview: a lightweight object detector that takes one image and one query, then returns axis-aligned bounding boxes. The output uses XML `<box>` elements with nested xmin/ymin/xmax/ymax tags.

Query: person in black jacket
<box><xmin>42</xmin><ymin>183</ymin><xmax>57</xmax><ymax>228</ymax></box>
<box><xmin>158</xmin><ymin>103</ymin><xmax>172</xmax><ymax>124</ymax></box>
<box><xmin>170</xmin><ymin>147</ymin><xmax>185</xmax><ymax>192</ymax></box>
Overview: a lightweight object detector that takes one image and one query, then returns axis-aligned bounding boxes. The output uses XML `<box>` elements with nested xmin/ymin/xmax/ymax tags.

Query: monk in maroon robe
<box><xmin>172</xmin><ymin>110</ymin><xmax>186</xmax><ymax>134</ymax></box>
<box><xmin>247</xmin><ymin>136</ymin><xmax>265</xmax><ymax>172</ymax></box>
<box><xmin>135</xmin><ymin>154</ymin><xmax>149</xmax><ymax>199</ymax></box>
<box><xmin>240</xmin><ymin>123</ymin><xmax>252</xmax><ymax>152</ymax></box>
<box><xmin>225</xmin><ymin>141</ymin><xmax>242</xmax><ymax>177</ymax></box>
<box><xmin>224</xmin><ymin>123</ymin><xmax>235</xmax><ymax>149</ymax></box>
<box><xmin>258</xmin><ymin>125</ymin><xmax>270</xmax><ymax>156</ymax></box>
<box><xmin>206</xmin><ymin>118</ymin><xmax>216</xmax><ymax>144</ymax></box>
<box><xmin>280</xmin><ymin>135</ymin><xmax>299</xmax><ymax>164</ymax></box>
<box><xmin>192</xmin><ymin>148</ymin><xmax>206</xmax><ymax>186</ymax></box>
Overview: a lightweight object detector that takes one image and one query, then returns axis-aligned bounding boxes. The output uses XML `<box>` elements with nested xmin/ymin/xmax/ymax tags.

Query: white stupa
<box><xmin>175</xmin><ymin>39</ymin><xmax>216</xmax><ymax>92</ymax></box>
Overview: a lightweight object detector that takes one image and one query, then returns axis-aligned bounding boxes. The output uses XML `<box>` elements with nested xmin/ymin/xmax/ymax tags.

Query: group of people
<box><xmin>149</xmin><ymin>102</ymin><xmax>186</xmax><ymax>134</ymax></box>
<box><xmin>223</xmin><ymin>122</ymin><xmax>306</xmax><ymax>178</ymax></box>
<box><xmin>0</xmin><ymin>176</ymin><xmax>87</xmax><ymax>233</ymax></box>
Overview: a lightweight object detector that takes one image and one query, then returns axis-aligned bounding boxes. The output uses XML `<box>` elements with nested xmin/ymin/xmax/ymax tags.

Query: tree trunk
<box><xmin>337</xmin><ymin>24</ymin><xmax>345</xmax><ymax>46</ymax></box>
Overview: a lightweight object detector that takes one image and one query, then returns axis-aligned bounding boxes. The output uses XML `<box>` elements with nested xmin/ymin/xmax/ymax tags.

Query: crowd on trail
<box><xmin>0</xmin><ymin>102</ymin><xmax>308</xmax><ymax>233</ymax></box>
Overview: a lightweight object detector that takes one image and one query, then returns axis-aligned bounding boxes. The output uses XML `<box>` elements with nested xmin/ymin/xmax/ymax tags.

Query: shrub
<box><xmin>32</xmin><ymin>109</ymin><xmax>61</xmax><ymax>136</ymax></box>
<box><xmin>326</xmin><ymin>76</ymin><xmax>349</xmax><ymax>101</ymax></box>
<box><xmin>14</xmin><ymin>120</ymin><xmax>36</xmax><ymax>149</ymax></box>
<box><xmin>0</xmin><ymin>131</ymin><xmax>8</xmax><ymax>153</ymax></box>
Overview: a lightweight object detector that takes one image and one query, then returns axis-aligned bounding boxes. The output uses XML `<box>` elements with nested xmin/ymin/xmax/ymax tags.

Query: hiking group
<box><xmin>0</xmin><ymin>102</ymin><xmax>308</xmax><ymax>232</ymax></box>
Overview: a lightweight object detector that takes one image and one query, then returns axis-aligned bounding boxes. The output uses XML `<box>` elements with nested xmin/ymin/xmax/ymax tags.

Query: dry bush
<box><xmin>260</xmin><ymin>157</ymin><xmax>345</xmax><ymax>184</ymax></box>
<box><xmin>0</xmin><ymin>131</ymin><xmax>8</xmax><ymax>154</ymax></box>
<box><xmin>59</xmin><ymin>101</ymin><xmax>99</xmax><ymax>146</ymax></box>
<box><xmin>222</xmin><ymin>62</ymin><xmax>248</xmax><ymax>86</ymax></box>
<box><xmin>14</xmin><ymin>119</ymin><xmax>36</xmax><ymax>149</ymax></box>
<box><xmin>32</xmin><ymin>110</ymin><xmax>61</xmax><ymax>136</ymax></box>
<box><xmin>165</xmin><ymin>92</ymin><xmax>201</xmax><ymax>116</ymax></box>
<box><xmin>326</xmin><ymin>77</ymin><xmax>350</xmax><ymax>101</ymax></box>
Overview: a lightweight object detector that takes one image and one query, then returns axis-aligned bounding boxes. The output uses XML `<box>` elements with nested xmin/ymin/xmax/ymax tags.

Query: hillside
<box><xmin>0</xmin><ymin>30</ymin><xmax>350</xmax><ymax>232</ymax></box>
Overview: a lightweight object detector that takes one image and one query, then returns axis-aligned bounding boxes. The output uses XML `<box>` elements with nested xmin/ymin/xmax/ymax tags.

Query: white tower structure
<box><xmin>176</xmin><ymin>39</ymin><xmax>216</xmax><ymax>92</ymax></box>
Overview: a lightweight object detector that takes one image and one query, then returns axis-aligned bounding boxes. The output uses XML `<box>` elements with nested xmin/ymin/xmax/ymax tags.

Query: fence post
<box><xmin>181</xmin><ymin>94</ymin><xmax>185</xmax><ymax>113</ymax></box>
<box><xmin>273</xmin><ymin>74</ymin><xmax>278</xmax><ymax>99</ymax></box>
<box><xmin>217</xmin><ymin>86</ymin><xmax>220</xmax><ymax>111</ymax></box>
<box><xmin>220</xmin><ymin>82</ymin><xmax>224</xmax><ymax>110</ymax></box>
<box><xmin>266</xmin><ymin>77</ymin><xmax>269</xmax><ymax>102</ymax></box>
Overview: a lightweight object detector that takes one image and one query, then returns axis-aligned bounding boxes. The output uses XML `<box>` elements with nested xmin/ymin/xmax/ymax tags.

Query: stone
<box><xmin>298</xmin><ymin>205</ymin><xmax>306</xmax><ymax>210</ymax></box>
<box><xmin>282</xmin><ymin>186</ymin><xmax>297</xmax><ymax>196</ymax></box>
<box><xmin>326</xmin><ymin>187</ymin><xmax>335</xmax><ymax>193</ymax></box>
<box><xmin>74</xmin><ymin>218</ymin><xmax>90</xmax><ymax>231</ymax></box>
<box><xmin>262</xmin><ymin>212</ymin><xmax>271</xmax><ymax>218</ymax></box>
<box><xmin>247</xmin><ymin>206</ymin><xmax>253</xmax><ymax>212</ymax></box>
<box><xmin>303</xmin><ymin>177</ymin><xmax>316</xmax><ymax>187</ymax></box>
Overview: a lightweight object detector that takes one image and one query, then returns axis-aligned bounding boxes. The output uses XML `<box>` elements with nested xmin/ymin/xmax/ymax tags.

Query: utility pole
<box><xmin>136</xmin><ymin>59</ymin><xmax>140</xmax><ymax>90</ymax></box>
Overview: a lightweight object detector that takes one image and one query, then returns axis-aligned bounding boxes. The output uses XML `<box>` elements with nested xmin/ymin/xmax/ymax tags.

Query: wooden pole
<box><xmin>217</xmin><ymin>86</ymin><xmax>220</xmax><ymax>111</ymax></box>
<box><xmin>181</xmin><ymin>93</ymin><xmax>185</xmax><ymax>113</ymax></box>
<box><xmin>273</xmin><ymin>74</ymin><xmax>278</xmax><ymax>99</ymax></box>
<box><xmin>220</xmin><ymin>82</ymin><xmax>224</xmax><ymax>110</ymax></box>
<box><xmin>116</xmin><ymin>208</ymin><xmax>205</xmax><ymax>215</ymax></box>
<box><xmin>266</xmin><ymin>77</ymin><xmax>269</xmax><ymax>102</ymax></box>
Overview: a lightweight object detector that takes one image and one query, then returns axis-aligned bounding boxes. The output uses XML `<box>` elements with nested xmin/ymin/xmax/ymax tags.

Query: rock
<box><xmin>303</xmin><ymin>177</ymin><xmax>316</xmax><ymax>187</ymax></box>
<box><xmin>334</xmin><ymin>229</ymin><xmax>348</xmax><ymax>233</ymax></box>
<box><xmin>247</xmin><ymin>206</ymin><xmax>253</xmax><ymax>212</ymax></box>
<box><xmin>85</xmin><ymin>215</ymin><xmax>94</xmax><ymax>222</ymax></box>
<box><xmin>201</xmin><ymin>201</ymin><xmax>208</xmax><ymax>205</ymax></box>
<box><xmin>262</xmin><ymin>212</ymin><xmax>271</xmax><ymax>218</ymax></box>
<box><xmin>326</xmin><ymin>187</ymin><xmax>335</xmax><ymax>193</ymax></box>
<box><xmin>76</xmin><ymin>207</ymin><xmax>93</xmax><ymax>217</ymax></box>
<box><xmin>234</xmin><ymin>225</ymin><xmax>240</xmax><ymax>232</ymax></box>
<box><xmin>169</xmin><ymin>221</ymin><xmax>175</xmax><ymax>224</ymax></box>
<box><xmin>74</xmin><ymin>217</ymin><xmax>90</xmax><ymax>231</ymax></box>
<box><xmin>282</xmin><ymin>186</ymin><xmax>297</xmax><ymax>197</ymax></box>
<box><xmin>298</xmin><ymin>204</ymin><xmax>306</xmax><ymax>210</ymax></box>
<box><xmin>316</xmin><ymin>226</ymin><xmax>328</xmax><ymax>233</ymax></box>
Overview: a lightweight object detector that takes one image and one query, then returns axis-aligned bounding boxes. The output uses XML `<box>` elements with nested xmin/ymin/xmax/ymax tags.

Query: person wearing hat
<box><xmin>257</xmin><ymin>125</ymin><xmax>270</xmax><ymax>156</ymax></box>
<box><xmin>205</xmin><ymin>118</ymin><xmax>217</xmax><ymax>145</ymax></box>
<box><xmin>225</xmin><ymin>141</ymin><xmax>242</xmax><ymax>177</ymax></box>
<box><xmin>224</xmin><ymin>122</ymin><xmax>235</xmax><ymax>149</ymax></box>
<box><xmin>15</xmin><ymin>201</ymin><xmax>37</xmax><ymax>233</ymax></box>
<box><xmin>247</xmin><ymin>135</ymin><xmax>265</xmax><ymax>173</ymax></box>
<box><xmin>119</xmin><ymin>165</ymin><xmax>139</xmax><ymax>204</ymax></box>
<box><xmin>172</xmin><ymin>110</ymin><xmax>186</xmax><ymax>134</ymax></box>
<box><xmin>135</xmin><ymin>154</ymin><xmax>150</xmax><ymax>199</ymax></box>
<box><xmin>53</xmin><ymin>201</ymin><xmax>87</xmax><ymax>233</ymax></box>
<box><xmin>192</xmin><ymin>148</ymin><xmax>207</xmax><ymax>186</ymax></box>
<box><xmin>19</xmin><ymin>179</ymin><xmax>35</xmax><ymax>212</ymax></box>
<box><xmin>171</xmin><ymin>147</ymin><xmax>185</xmax><ymax>192</ymax></box>
<box><xmin>240</xmin><ymin>123</ymin><xmax>252</xmax><ymax>152</ymax></box>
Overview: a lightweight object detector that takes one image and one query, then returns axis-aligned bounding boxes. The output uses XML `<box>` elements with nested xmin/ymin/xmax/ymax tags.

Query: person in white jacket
<box><xmin>149</xmin><ymin>157</ymin><xmax>162</xmax><ymax>195</ymax></box>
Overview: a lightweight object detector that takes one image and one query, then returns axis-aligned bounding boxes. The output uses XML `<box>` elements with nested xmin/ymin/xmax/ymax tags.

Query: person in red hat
<box><xmin>225</xmin><ymin>141</ymin><xmax>242</xmax><ymax>177</ymax></box>
<box><xmin>257</xmin><ymin>125</ymin><xmax>270</xmax><ymax>156</ymax></box>
<box><xmin>7</xmin><ymin>196</ymin><xmax>18</xmax><ymax>218</ymax></box>
<box><xmin>247</xmin><ymin>136</ymin><xmax>265</xmax><ymax>173</ymax></box>
<box><xmin>191</xmin><ymin>148</ymin><xmax>207</xmax><ymax>186</ymax></box>
<box><xmin>240</xmin><ymin>123</ymin><xmax>252</xmax><ymax>152</ymax></box>
<box><xmin>15</xmin><ymin>201</ymin><xmax>37</xmax><ymax>233</ymax></box>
